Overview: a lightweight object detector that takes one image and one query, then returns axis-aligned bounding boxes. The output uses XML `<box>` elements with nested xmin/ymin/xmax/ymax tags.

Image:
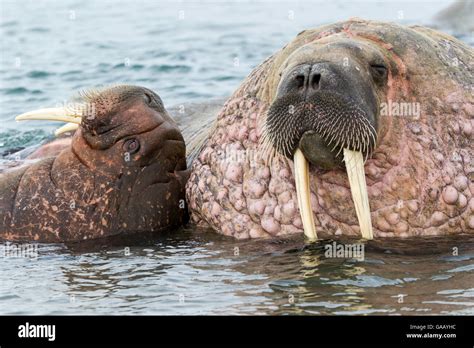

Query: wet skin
<box><xmin>2</xmin><ymin>20</ymin><xmax>473</xmax><ymax>242</ymax></box>
<box><xmin>186</xmin><ymin>19</ymin><xmax>474</xmax><ymax>239</ymax></box>
<box><xmin>0</xmin><ymin>86</ymin><xmax>189</xmax><ymax>242</ymax></box>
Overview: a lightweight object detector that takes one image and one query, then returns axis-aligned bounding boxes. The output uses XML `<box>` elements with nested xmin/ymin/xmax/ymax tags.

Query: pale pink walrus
<box><xmin>186</xmin><ymin>19</ymin><xmax>473</xmax><ymax>240</ymax></box>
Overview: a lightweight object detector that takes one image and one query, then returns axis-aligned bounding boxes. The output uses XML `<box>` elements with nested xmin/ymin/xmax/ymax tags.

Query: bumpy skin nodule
<box><xmin>0</xmin><ymin>86</ymin><xmax>189</xmax><ymax>242</ymax></box>
<box><xmin>186</xmin><ymin>19</ymin><xmax>473</xmax><ymax>239</ymax></box>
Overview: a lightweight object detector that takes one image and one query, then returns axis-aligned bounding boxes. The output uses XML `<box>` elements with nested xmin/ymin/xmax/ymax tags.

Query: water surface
<box><xmin>1</xmin><ymin>231</ymin><xmax>473</xmax><ymax>315</ymax></box>
<box><xmin>0</xmin><ymin>0</ymin><xmax>473</xmax><ymax>315</ymax></box>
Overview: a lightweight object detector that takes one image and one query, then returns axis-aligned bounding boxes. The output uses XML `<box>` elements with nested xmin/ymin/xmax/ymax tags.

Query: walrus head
<box><xmin>262</xmin><ymin>37</ymin><xmax>389</xmax><ymax>239</ymax></box>
<box><xmin>187</xmin><ymin>19</ymin><xmax>473</xmax><ymax>240</ymax></box>
<box><xmin>75</xmin><ymin>86</ymin><xmax>188</xmax><ymax>233</ymax></box>
<box><xmin>265</xmin><ymin>38</ymin><xmax>384</xmax><ymax>167</ymax></box>
<box><xmin>14</xmin><ymin>85</ymin><xmax>188</xmax><ymax>240</ymax></box>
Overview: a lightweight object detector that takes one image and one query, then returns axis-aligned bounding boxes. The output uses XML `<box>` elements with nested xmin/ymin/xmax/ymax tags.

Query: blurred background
<box><xmin>0</xmin><ymin>0</ymin><xmax>472</xmax><ymax>152</ymax></box>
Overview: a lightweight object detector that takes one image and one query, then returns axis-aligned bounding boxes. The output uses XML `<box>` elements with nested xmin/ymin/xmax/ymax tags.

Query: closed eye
<box><xmin>144</xmin><ymin>93</ymin><xmax>152</xmax><ymax>104</ymax></box>
<box><xmin>370</xmin><ymin>64</ymin><xmax>388</xmax><ymax>79</ymax></box>
<box><xmin>143</xmin><ymin>92</ymin><xmax>165</xmax><ymax>112</ymax></box>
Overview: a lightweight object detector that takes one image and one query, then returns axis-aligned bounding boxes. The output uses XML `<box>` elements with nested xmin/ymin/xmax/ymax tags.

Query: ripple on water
<box><xmin>0</xmin><ymin>129</ymin><xmax>50</xmax><ymax>152</ymax></box>
<box><xmin>1</xmin><ymin>87</ymin><xmax>42</xmax><ymax>95</ymax></box>
<box><xmin>26</xmin><ymin>70</ymin><xmax>55</xmax><ymax>79</ymax></box>
<box><xmin>437</xmin><ymin>288</ymin><xmax>474</xmax><ymax>297</ymax></box>
<box><xmin>447</xmin><ymin>264</ymin><xmax>474</xmax><ymax>273</ymax></box>
<box><xmin>0</xmin><ymin>20</ymin><xmax>18</xmax><ymax>27</ymax></box>
<box><xmin>431</xmin><ymin>274</ymin><xmax>453</xmax><ymax>281</ymax></box>
<box><xmin>299</xmin><ymin>301</ymin><xmax>351</xmax><ymax>309</ymax></box>
<box><xmin>60</xmin><ymin>70</ymin><xmax>83</xmax><ymax>76</ymax></box>
<box><xmin>28</xmin><ymin>27</ymin><xmax>50</xmax><ymax>33</ymax></box>
<box><xmin>149</xmin><ymin>64</ymin><xmax>192</xmax><ymax>73</ymax></box>
<box><xmin>327</xmin><ymin>275</ymin><xmax>405</xmax><ymax>288</ymax></box>
<box><xmin>442</xmin><ymin>253</ymin><xmax>474</xmax><ymax>262</ymax></box>
<box><xmin>334</xmin><ymin>308</ymin><xmax>396</xmax><ymax>315</ymax></box>
<box><xmin>112</xmin><ymin>63</ymin><xmax>145</xmax><ymax>70</ymax></box>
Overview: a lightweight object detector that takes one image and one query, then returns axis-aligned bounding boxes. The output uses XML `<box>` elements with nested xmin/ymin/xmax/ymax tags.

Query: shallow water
<box><xmin>0</xmin><ymin>0</ymin><xmax>473</xmax><ymax>315</ymax></box>
<box><xmin>1</xmin><ymin>231</ymin><xmax>473</xmax><ymax>315</ymax></box>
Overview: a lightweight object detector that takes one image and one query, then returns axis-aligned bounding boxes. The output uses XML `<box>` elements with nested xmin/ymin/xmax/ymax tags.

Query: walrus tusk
<box><xmin>54</xmin><ymin>122</ymin><xmax>79</xmax><ymax>136</ymax></box>
<box><xmin>343</xmin><ymin>148</ymin><xmax>374</xmax><ymax>240</ymax></box>
<box><xmin>15</xmin><ymin>107</ymin><xmax>83</xmax><ymax>124</ymax></box>
<box><xmin>294</xmin><ymin>148</ymin><xmax>318</xmax><ymax>241</ymax></box>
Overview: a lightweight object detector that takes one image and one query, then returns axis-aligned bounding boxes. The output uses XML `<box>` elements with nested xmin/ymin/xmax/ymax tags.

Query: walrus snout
<box><xmin>267</xmin><ymin>66</ymin><xmax>379</xmax><ymax>168</ymax></box>
<box><xmin>266</xmin><ymin>84</ymin><xmax>378</xmax><ymax>169</ymax></box>
<box><xmin>298</xmin><ymin>131</ymin><xmax>339</xmax><ymax>170</ymax></box>
<box><xmin>263</xmin><ymin>39</ymin><xmax>391</xmax><ymax>239</ymax></box>
<box><xmin>277</xmin><ymin>63</ymin><xmax>323</xmax><ymax>96</ymax></box>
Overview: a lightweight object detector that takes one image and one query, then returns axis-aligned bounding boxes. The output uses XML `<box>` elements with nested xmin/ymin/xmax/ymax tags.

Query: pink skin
<box><xmin>186</xmin><ymin>19</ymin><xmax>473</xmax><ymax>239</ymax></box>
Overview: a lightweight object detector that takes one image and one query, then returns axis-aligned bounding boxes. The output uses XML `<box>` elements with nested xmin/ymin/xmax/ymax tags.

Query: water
<box><xmin>1</xmin><ymin>231</ymin><xmax>473</xmax><ymax>315</ymax></box>
<box><xmin>0</xmin><ymin>0</ymin><xmax>473</xmax><ymax>315</ymax></box>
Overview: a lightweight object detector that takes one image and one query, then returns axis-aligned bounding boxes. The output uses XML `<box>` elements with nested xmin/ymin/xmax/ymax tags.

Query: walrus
<box><xmin>7</xmin><ymin>19</ymin><xmax>474</xmax><ymax>242</ymax></box>
<box><xmin>434</xmin><ymin>0</ymin><xmax>474</xmax><ymax>33</ymax></box>
<box><xmin>185</xmin><ymin>19</ymin><xmax>473</xmax><ymax>240</ymax></box>
<box><xmin>0</xmin><ymin>85</ymin><xmax>189</xmax><ymax>242</ymax></box>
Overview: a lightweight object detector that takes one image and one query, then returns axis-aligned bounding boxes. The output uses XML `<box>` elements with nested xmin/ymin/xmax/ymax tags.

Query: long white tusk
<box><xmin>54</xmin><ymin>123</ymin><xmax>79</xmax><ymax>136</ymax></box>
<box><xmin>294</xmin><ymin>148</ymin><xmax>318</xmax><ymax>241</ymax></box>
<box><xmin>15</xmin><ymin>107</ymin><xmax>83</xmax><ymax>124</ymax></box>
<box><xmin>343</xmin><ymin>148</ymin><xmax>374</xmax><ymax>240</ymax></box>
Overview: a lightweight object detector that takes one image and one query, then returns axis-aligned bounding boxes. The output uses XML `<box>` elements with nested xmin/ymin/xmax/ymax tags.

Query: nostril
<box><xmin>311</xmin><ymin>73</ymin><xmax>321</xmax><ymax>89</ymax></box>
<box><xmin>295</xmin><ymin>74</ymin><xmax>305</xmax><ymax>88</ymax></box>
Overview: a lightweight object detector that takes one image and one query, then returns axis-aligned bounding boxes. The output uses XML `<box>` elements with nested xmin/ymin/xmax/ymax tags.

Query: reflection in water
<box><xmin>1</xmin><ymin>227</ymin><xmax>473</xmax><ymax>315</ymax></box>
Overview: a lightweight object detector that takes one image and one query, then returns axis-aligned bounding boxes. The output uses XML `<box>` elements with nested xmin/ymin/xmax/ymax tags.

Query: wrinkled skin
<box><xmin>0</xmin><ymin>86</ymin><xmax>189</xmax><ymax>242</ymax></box>
<box><xmin>187</xmin><ymin>19</ymin><xmax>473</xmax><ymax>239</ymax></box>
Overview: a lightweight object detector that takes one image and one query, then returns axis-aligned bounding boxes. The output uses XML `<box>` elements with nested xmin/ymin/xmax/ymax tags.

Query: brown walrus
<box><xmin>0</xmin><ymin>85</ymin><xmax>189</xmax><ymax>242</ymax></box>
<box><xmin>186</xmin><ymin>19</ymin><xmax>473</xmax><ymax>240</ymax></box>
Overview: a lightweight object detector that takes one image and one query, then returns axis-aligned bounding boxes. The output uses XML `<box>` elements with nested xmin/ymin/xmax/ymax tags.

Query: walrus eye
<box><xmin>123</xmin><ymin>138</ymin><xmax>140</xmax><ymax>154</ymax></box>
<box><xmin>144</xmin><ymin>93</ymin><xmax>152</xmax><ymax>104</ymax></box>
<box><xmin>370</xmin><ymin>64</ymin><xmax>388</xmax><ymax>82</ymax></box>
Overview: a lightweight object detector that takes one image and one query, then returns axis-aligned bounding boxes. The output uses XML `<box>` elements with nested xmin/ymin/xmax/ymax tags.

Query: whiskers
<box><xmin>75</xmin><ymin>84</ymin><xmax>129</xmax><ymax>103</ymax></box>
<box><xmin>262</xmin><ymin>94</ymin><xmax>378</xmax><ymax>166</ymax></box>
<box><xmin>259</xmin><ymin>118</ymin><xmax>287</xmax><ymax>169</ymax></box>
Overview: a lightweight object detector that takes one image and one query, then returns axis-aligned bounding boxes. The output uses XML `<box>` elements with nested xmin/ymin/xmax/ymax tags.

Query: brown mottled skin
<box><xmin>0</xmin><ymin>86</ymin><xmax>189</xmax><ymax>242</ymax></box>
<box><xmin>186</xmin><ymin>19</ymin><xmax>473</xmax><ymax>239</ymax></box>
